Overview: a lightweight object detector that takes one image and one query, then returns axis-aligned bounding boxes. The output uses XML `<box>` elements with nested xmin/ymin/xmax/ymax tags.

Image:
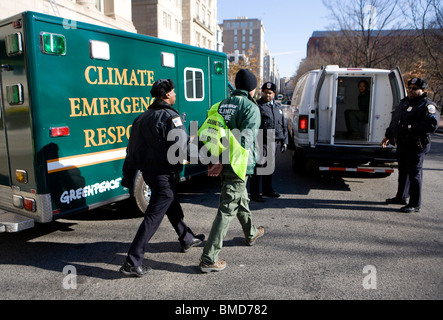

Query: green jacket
<box><xmin>217</xmin><ymin>89</ymin><xmax>261</xmax><ymax>175</ymax></box>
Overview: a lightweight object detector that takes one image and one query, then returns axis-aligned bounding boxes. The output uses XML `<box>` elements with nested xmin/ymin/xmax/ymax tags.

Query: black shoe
<box><xmin>386</xmin><ymin>197</ymin><xmax>407</xmax><ymax>205</ymax></box>
<box><xmin>400</xmin><ymin>205</ymin><xmax>420</xmax><ymax>213</ymax></box>
<box><xmin>119</xmin><ymin>261</ymin><xmax>152</xmax><ymax>277</ymax></box>
<box><xmin>250</xmin><ymin>194</ymin><xmax>265</xmax><ymax>202</ymax></box>
<box><xmin>181</xmin><ymin>234</ymin><xmax>205</xmax><ymax>253</ymax></box>
<box><xmin>263</xmin><ymin>192</ymin><xmax>280</xmax><ymax>198</ymax></box>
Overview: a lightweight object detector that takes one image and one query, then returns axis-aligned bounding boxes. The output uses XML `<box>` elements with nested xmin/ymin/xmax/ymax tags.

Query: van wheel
<box><xmin>133</xmin><ymin>171</ymin><xmax>151</xmax><ymax>213</ymax></box>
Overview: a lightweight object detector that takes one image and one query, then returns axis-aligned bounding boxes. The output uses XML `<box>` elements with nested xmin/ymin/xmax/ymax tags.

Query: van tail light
<box><xmin>299</xmin><ymin>115</ymin><xmax>308</xmax><ymax>133</ymax></box>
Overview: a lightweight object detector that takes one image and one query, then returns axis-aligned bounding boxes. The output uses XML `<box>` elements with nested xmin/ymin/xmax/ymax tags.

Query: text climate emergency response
<box><xmin>69</xmin><ymin>66</ymin><xmax>156</xmax><ymax>148</ymax></box>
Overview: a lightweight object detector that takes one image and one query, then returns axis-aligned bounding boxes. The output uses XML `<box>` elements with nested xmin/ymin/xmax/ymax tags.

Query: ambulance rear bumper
<box><xmin>0</xmin><ymin>210</ymin><xmax>35</xmax><ymax>232</ymax></box>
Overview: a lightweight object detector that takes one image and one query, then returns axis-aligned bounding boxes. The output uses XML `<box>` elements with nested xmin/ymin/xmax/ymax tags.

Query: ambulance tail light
<box><xmin>12</xmin><ymin>19</ymin><xmax>22</xmax><ymax>29</ymax></box>
<box><xmin>23</xmin><ymin>198</ymin><xmax>36</xmax><ymax>212</ymax></box>
<box><xmin>50</xmin><ymin>126</ymin><xmax>70</xmax><ymax>137</ymax></box>
<box><xmin>12</xmin><ymin>195</ymin><xmax>36</xmax><ymax>212</ymax></box>
<box><xmin>299</xmin><ymin>115</ymin><xmax>308</xmax><ymax>133</ymax></box>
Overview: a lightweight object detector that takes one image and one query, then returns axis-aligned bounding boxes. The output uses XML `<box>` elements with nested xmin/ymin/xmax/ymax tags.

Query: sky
<box><xmin>217</xmin><ymin>0</ymin><xmax>332</xmax><ymax>78</ymax></box>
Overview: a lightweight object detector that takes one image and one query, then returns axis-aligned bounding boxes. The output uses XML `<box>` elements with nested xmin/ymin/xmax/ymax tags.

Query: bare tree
<box><xmin>322</xmin><ymin>0</ymin><xmax>407</xmax><ymax>68</ymax></box>
<box><xmin>402</xmin><ymin>0</ymin><xmax>443</xmax><ymax>105</ymax></box>
<box><xmin>228</xmin><ymin>46</ymin><xmax>262</xmax><ymax>96</ymax></box>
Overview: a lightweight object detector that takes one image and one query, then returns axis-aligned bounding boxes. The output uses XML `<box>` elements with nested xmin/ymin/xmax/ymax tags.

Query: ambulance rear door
<box><xmin>0</xmin><ymin>17</ymin><xmax>35</xmax><ymax>192</ymax></box>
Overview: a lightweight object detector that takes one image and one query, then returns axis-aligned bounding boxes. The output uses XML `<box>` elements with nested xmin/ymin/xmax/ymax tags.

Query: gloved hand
<box><xmin>280</xmin><ymin>144</ymin><xmax>287</xmax><ymax>153</ymax></box>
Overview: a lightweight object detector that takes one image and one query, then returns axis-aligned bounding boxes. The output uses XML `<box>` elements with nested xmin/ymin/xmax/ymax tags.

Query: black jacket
<box><xmin>122</xmin><ymin>99</ymin><xmax>189</xmax><ymax>187</ymax></box>
<box><xmin>385</xmin><ymin>93</ymin><xmax>439</xmax><ymax>148</ymax></box>
<box><xmin>256</xmin><ymin>97</ymin><xmax>288</xmax><ymax>145</ymax></box>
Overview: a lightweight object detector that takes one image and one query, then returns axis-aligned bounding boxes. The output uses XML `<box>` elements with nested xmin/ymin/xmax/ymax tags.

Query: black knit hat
<box><xmin>151</xmin><ymin>79</ymin><xmax>175</xmax><ymax>97</ymax></box>
<box><xmin>235</xmin><ymin>69</ymin><xmax>257</xmax><ymax>92</ymax></box>
<box><xmin>408</xmin><ymin>78</ymin><xmax>427</xmax><ymax>90</ymax></box>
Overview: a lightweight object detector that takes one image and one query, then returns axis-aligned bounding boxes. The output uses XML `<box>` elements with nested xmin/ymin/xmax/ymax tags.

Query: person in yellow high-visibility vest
<box><xmin>198</xmin><ymin>69</ymin><xmax>265</xmax><ymax>273</ymax></box>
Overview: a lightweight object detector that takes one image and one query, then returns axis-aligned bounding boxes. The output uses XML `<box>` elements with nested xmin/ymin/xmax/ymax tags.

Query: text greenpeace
<box><xmin>60</xmin><ymin>178</ymin><xmax>122</xmax><ymax>204</ymax></box>
<box><xmin>168</xmin><ymin>122</ymin><xmax>276</xmax><ymax>176</ymax></box>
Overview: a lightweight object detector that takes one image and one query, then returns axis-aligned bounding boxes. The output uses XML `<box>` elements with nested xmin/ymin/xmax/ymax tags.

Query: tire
<box><xmin>133</xmin><ymin>171</ymin><xmax>151</xmax><ymax>213</ymax></box>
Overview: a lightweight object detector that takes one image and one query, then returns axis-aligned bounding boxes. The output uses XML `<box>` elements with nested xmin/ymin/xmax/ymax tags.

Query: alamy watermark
<box><xmin>166</xmin><ymin>123</ymin><xmax>277</xmax><ymax>176</ymax></box>
<box><xmin>62</xmin><ymin>18</ymin><xmax>77</xmax><ymax>30</ymax></box>
<box><xmin>362</xmin><ymin>265</ymin><xmax>377</xmax><ymax>290</ymax></box>
<box><xmin>62</xmin><ymin>265</ymin><xmax>77</xmax><ymax>290</ymax></box>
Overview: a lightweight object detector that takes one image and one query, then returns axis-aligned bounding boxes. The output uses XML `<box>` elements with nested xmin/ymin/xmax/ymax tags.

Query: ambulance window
<box><xmin>184</xmin><ymin>68</ymin><xmax>204</xmax><ymax>101</ymax></box>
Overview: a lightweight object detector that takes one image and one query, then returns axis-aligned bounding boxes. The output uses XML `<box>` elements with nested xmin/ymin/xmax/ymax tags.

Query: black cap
<box><xmin>408</xmin><ymin>78</ymin><xmax>427</xmax><ymax>90</ymax></box>
<box><xmin>261</xmin><ymin>82</ymin><xmax>276</xmax><ymax>93</ymax></box>
<box><xmin>235</xmin><ymin>69</ymin><xmax>257</xmax><ymax>92</ymax></box>
<box><xmin>151</xmin><ymin>79</ymin><xmax>175</xmax><ymax>97</ymax></box>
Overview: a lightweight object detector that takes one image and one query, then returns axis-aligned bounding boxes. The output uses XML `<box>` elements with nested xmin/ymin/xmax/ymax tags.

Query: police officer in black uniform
<box><xmin>250</xmin><ymin>82</ymin><xmax>288</xmax><ymax>202</ymax></box>
<box><xmin>120</xmin><ymin>79</ymin><xmax>204</xmax><ymax>277</ymax></box>
<box><xmin>382</xmin><ymin>78</ymin><xmax>439</xmax><ymax>213</ymax></box>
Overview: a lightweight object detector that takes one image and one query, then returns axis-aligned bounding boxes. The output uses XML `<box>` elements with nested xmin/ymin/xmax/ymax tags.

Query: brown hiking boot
<box><xmin>246</xmin><ymin>226</ymin><xmax>264</xmax><ymax>246</ymax></box>
<box><xmin>199</xmin><ymin>259</ymin><xmax>227</xmax><ymax>273</ymax></box>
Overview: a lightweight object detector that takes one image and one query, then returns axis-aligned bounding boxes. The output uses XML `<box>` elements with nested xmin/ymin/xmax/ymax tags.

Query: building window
<box><xmin>196</xmin><ymin>32</ymin><xmax>201</xmax><ymax>47</ymax></box>
<box><xmin>196</xmin><ymin>1</ymin><xmax>200</xmax><ymax>19</ymax></box>
<box><xmin>202</xmin><ymin>5</ymin><xmax>206</xmax><ymax>24</ymax></box>
<box><xmin>95</xmin><ymin>0</ymin><xmax>104</xmax><ymax>12</ymax></box>
<box><xmin>163</xmin><ymin>12</ymin><xmax>168</xmax><ymax>28</ymax></box>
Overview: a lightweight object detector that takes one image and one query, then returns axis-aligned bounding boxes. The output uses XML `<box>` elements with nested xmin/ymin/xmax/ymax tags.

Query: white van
<box><xmin>286</xmin><ymin>65</ymin><xmax>406</xmax><ymax>175</ymax></box>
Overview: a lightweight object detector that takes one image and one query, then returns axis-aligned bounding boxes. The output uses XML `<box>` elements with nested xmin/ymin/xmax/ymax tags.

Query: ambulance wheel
<box><xmin>133</xmin><ymin>171</ymin><xmax>151</xmax><ymax>213</ymax></box>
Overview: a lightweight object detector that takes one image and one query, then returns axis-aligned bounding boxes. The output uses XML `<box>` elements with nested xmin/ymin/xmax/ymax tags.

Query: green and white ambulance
<box><xmin>0</xmin><ymin>11</ymin><xmax>229</xmax><ymax>232</ymax></box>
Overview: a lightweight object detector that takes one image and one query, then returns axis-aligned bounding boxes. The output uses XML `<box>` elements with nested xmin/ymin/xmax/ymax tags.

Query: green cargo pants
<box><xmin>201</xmin><ymin>170</ymin><xmax>258</xmax><ymax>265</ymax></box>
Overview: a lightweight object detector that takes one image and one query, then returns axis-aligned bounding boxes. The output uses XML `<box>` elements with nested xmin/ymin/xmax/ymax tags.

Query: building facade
<box><xmin>221</xmin><ymin>17</ymin><xmax>267</xmax><ymax>83</ymax></box>
<box><xmin>0</xmin><ymin>0</ymin><xmax>136</xmax><ymax>33</ymax></box>
<box><xmin>132</xmin><ymin>0</ymin><xmax>218</xmax><ymax>51</ymax></box>
<box><xmin>263</xmin><ymin>53</ymin><xmax>280</xmax><ymax>90</ymax></box>
<box><xmin>132</xmin><ymin>0</ymin><xmax>183</xmax><ymax>43</ymax></box>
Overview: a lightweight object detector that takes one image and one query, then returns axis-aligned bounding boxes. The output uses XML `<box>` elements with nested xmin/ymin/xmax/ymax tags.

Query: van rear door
<box><xmin>389</xmin><ymin>67</ymin><xmax>406</xmax><ymax>107</ymax></box>
<box><xmin>314</xmin><ymin>67</ymin><xmax>334</xmax><ymax>145</ymax></box>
